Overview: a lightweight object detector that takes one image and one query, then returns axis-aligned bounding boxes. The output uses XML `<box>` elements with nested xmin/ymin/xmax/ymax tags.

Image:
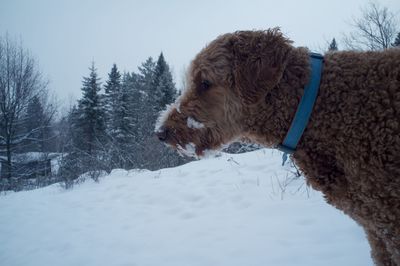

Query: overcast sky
<box><xmin>1</xmin><ymin>0</ymin><xmax>399</xmax><ymax>105</ymax></box>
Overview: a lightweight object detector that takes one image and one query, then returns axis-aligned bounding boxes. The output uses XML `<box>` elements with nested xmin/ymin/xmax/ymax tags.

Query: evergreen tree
<box><xmin>393</xmin><ymin>32</ymin><xmax>400</xmax><ymax>47</ymax></box>
<box><xmin>138</xmin><ymin>57</ymin><xmax>156</xmax><ymax>96</ymax></box>
<box><xmin>59</xmin><ymin>56</ymin><xmax>189</xmax><ymax>181</ymax></box>
<box><xmin>156</xmin><ymin>71</ymin><xmax>176</xmax><ymax>107</ymax></box>
<box><xmin>153</xmin><ymin>53</ymin><xmax>177</xmax><ymax>111</ymax></box>
<box><xmin>57</xmin><ymin>105</ymin><xmax>79</xmax><ymax>153</ymax></box>
<box><xmin>328</xmin><ymin>38</ymin><xmax>338</xmax><ymax>51</ymax></box>
<box><xmin>152</xmin><ymin>53</ymin><xmax>167</xmax><ymax>89</ymax></box>
<box><xmin>133</xmin><ymin>54</ymin><xmax>186</xmax><ymax>170</ymax></box>
<box><xmin>76</xmin><ymin>62</ymin><xmax>106</xmax><ymax>156</ymax></box>
<box><xmin>137</xmin><ymin>57</ymin><xmax>157</xmax><ymax>135</ymax></box>
<box><xmin>107</xmin><ymin>72</ymin><xmax>138</xmax><ymax>168</ymax></box>
<box><xmin>21</xmin><ymin>95</ymin><xmax>54</xmax><ymax>152</ymax></box>
<box><xmin>61</xmin><ymin>64</ymin><xmax>109</xmax><ymax>183</ymax></box>
<box><xmin>124</xmin><ymin>72</ymin><xmax>147</xmax><ymax>162</ymax></box>
<box><xmin>23</xmin><ymin>96</ymin><xmax>45</xmax><ymax>151</ymax></box>
<box><xmin>68</xmin><ymin>105</ymin><xmax>82</xmax><ymax>151</ymax></box>
<box><xmin>104</xmin><ymin>64</ymin><xmax>122</xmax><ymax>131</ymax></box>
<box><xmin>121</xmin><ymin>72</ymin><xmax>143</xmax><ymax>140</ymax></box>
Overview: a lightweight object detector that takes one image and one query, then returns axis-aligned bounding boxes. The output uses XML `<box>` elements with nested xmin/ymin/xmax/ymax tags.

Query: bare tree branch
<box><xmin>343</xmin><ymin>1</ymin><xmax>398</xmax><ymax>51</ymax></box>
<box><xmin>0</xmin><ymin>34</ymin><xmax>48</xmax><ymax>179</ymax></box>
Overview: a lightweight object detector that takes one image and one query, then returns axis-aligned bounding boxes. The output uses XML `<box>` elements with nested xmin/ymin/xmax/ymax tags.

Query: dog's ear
<box><xmin>231</xmin><ymin>29</ymin><xmax>292</xmax><ymax>105</ymax></box>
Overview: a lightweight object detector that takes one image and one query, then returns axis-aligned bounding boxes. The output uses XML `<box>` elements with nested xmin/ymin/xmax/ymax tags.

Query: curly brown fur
<box><xmin>156</xmin><ymin>29</ymin><xmax>400</xmax><ymax>265</ymax></box>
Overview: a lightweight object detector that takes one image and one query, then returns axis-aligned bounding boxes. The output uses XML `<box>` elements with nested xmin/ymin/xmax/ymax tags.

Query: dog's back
<box><xmin>309</xmin><ymin>49</ymin><xmax>400</xmax><ymax>171</ymax></box>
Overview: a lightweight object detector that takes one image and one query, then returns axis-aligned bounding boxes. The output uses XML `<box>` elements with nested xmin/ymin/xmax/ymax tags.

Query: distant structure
<box><xmin>0</xmin><ymin>152</ymin><xmax>61</xmax><ymax>179</ymax></box>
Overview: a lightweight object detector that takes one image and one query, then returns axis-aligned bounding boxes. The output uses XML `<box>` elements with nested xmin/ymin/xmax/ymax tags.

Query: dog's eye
<box><xmin>199</xmin><ymin>80</ymin><xmax>211</xmax><ymax>91</ymax></box>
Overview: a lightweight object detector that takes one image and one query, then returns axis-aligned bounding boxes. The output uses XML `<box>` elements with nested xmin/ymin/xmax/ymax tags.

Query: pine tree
<box><xmin>154</xmin><ymin>53</ymin><xmax>176</xmax><ymax>109</ymax></box>
<box><xmin>156</xmin><ymin>70</ymin><xmax>176</xmax><ymax>107</ymax></box>
<box><xmin>393</xmin><ymin>32</ymin><xmax>400</xmax><ymax>47</ymax></box>
<box><xmin>106</xmin><ymin>72</ymin><xmax>138</xmax><ymax>168</ymax></box>
<box><xmin>124</xmin><ymin>72</ymin><xmax>146</xmax><ymax>155</ymax></box>
<box><xmin>153</xmin><ymin>53</ymin><xmax>167</xmax><ymax>89</ymax></box>
<box><xmin>59</xmin><ymin>105</ymin><xmax>79</xmax><ymax>153</ymax></box>
<box><xmin>149</xmin><ymin>52</ymin><xmax>177</xmax><ymax>118</ymax></box>
<box><xmin>137</xmin><ymin>57</ymin><xmax>157</xmax><ymax>135</ymax></box>
<box><xmin>328</xmin><ymin>38</ymin><xmax>338</xmax><ymax>51</ymax></box>
<box><xmin>62</xmin><ymin>63</ymin><xmax>109</xmax><ymax>180</ymax></box>
<box><xmin>139</xmin><ymin>54</ymin><xmax>177</xmax><ymax>128</ymax></box>
<box><xmin>133</xmin><ymin>54</ymin><xmax>186</xmax><ymax>170</ymax></box>
<box><xmin>104</xmin><ymin>64</ymin><xmax>122</xmax><ymax>131</ymax></box>
<box><xmin>76</xmin><ymin>62</ymin><xmax>106</xmax><ymax>156</ymax></box>
<box><xmin>21</xmin><ymin>95</ymin><xmax>54</xmax><ymax>153</ymax></box>
<box><xmin>68</xmin><ymin>105</ymin><xmax>83</xmax><ymax>151</ymax></box>
<box><xmin>122</xmin><ymin>72</ymin><xmax>142</xmax><ymax>138</ymax></box>
<box><xmin>138</xmin><ymin>57</ymin><xmax>156</xmax><ymax>96</ymax></box>
<box><xmin>23</xmin><ymin>96</ymin><xmax>45</xmax><ymax>151</ymax></box>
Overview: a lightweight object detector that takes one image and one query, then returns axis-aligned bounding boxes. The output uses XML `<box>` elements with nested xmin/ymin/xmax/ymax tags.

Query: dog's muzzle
<box><xmin>156</xmin><ymin>126</ymin><xmax>169</xmax><ymax>142</ymax></box>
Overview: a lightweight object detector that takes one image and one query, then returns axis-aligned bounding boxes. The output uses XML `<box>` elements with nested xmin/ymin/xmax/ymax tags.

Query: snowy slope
<box><xmin>0</xmin><ymin>149</ymin><xmax>372</xmax><ymax>266</ymax></box>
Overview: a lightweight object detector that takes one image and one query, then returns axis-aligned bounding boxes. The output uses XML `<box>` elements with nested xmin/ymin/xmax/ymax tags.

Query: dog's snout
<box><xmin>156</xmin><ymin>126</ymin><xmax>169</xmax><ymax>142</ymax></box>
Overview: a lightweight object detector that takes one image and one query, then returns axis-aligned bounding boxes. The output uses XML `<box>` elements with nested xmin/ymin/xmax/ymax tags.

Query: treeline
<box><xmin>2</xmin><ymin>1</ymin><xmax>398</xmax><ymax>191</ymax></box>
<box><xmin>58</xmin><ymin>54</ymin><xmax>190</xmax><ymax>187</ymax></box>
<box><xmin>0</xmin><ymin>34</ymin><xmax>189</xmax><ymax>191</ymax></box>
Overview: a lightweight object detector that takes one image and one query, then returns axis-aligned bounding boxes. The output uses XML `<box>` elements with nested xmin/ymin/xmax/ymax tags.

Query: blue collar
<box><xmin>278</xmin><ymin>53</ymin><xmax>324</xmax><ymax>164</ymax></box>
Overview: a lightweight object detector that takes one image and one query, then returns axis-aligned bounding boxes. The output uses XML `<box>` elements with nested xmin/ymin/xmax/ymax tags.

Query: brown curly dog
<box><xmin>156</xmin><ymin>29</ymin><xmax>400</xmax><ymax>265</ymax></box>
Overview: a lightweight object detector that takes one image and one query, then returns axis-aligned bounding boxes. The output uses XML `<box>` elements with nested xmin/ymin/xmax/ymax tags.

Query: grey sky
<box><xmin>1</xmin><ymin>0</ymin><xmax>399</xmax><ymax>104</ymax></box>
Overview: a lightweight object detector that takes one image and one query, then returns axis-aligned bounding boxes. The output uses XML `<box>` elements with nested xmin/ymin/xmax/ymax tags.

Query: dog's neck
<box><xmin>243</xmin><ymin>47</ymin><xmax>311</xmax><ymax>148</ymax></box>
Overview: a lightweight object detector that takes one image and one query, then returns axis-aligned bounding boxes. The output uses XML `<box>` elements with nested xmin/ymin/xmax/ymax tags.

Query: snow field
<box><xmin>0</xmin><ymin>149</ymin><xmax>372</xmax><ymax>266</ymax></box>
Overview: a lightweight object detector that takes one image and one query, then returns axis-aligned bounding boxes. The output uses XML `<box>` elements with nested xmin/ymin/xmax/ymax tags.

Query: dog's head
<box><xmin>156</xmin><ymin>29</ymin><xmax>292</xmax><ymax>157</ymax></box>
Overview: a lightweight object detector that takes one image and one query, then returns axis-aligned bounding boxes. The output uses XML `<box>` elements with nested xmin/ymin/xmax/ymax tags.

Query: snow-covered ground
<box><xmin>0</xmin><ymin>149</ymin><xmax>372</xmax><ymax>266</ymax></box>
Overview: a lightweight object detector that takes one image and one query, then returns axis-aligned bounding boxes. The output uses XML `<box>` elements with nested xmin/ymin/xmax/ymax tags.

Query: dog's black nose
<box><xmin>156</xmin><ymin>127</ymin><xmax>169</xmax><ymax>142</ymax></box>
